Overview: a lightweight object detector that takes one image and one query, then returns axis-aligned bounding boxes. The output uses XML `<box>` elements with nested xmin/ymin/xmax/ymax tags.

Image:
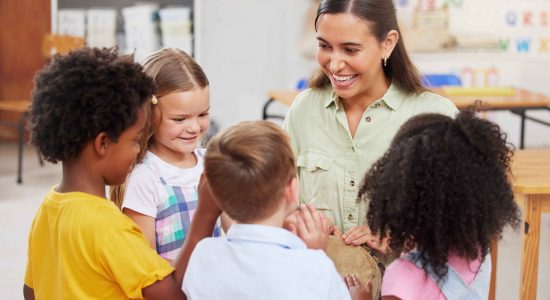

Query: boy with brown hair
<box><xmin>23</xmin><ymin>47</ymin><xmax>219</xmax><ymax>300</ymax></box>
<box><xmin>182</xmin><ymin>120</ymin><xmax>351</xmax><ymax>299</ymax></box>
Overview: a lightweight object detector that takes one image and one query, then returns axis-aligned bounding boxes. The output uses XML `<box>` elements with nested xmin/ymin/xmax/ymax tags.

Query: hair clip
<box><xmin>151</xmin><ymin>95</ymin><xmax>158</xmax><ymax>105</ymax></box>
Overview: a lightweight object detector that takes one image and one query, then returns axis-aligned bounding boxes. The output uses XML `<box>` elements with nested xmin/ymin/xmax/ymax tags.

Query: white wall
<box><xmin>194</xmin><ymin>0</ymin><xmax>314</xmax><ymax>129</ymax></box>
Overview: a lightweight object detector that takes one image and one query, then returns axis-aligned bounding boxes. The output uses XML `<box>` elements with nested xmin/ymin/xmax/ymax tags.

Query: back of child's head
<box><xmin>359</xmin><ymin>111</ymin><xmax>520</xmax><ymax>280</ymax></box>
<box><xmin>204</xmin><ymin>121</ymin><xmax>295</xmax><ymax>223</ymax></box>
<box><xmin>29</xmin><ymin>47</ymin><xmax>155</xmax><ymax>164</ymax></box>
<box><xmin>110</xmin><ymin>48</ymin><xmax>209</xmax><ymax>207</ymax></box>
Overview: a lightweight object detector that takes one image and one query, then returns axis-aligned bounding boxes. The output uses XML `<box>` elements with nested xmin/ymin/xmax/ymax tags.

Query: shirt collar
<box><xmin>323</xmin><ymin>83</ymin><xmax>406</xmax><ymax>111</ymax></box>
<box><xmin>226</xmin><ymin>223</ymin><xmax>307</xmax><ymax>250</ymax></box>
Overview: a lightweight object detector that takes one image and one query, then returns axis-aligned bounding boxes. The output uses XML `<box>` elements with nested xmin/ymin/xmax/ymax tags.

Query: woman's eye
<box><xmin>345</xmin><ymin>48</ymin><xmax>358</xmax><ymax>54</ymax></box>
<box><xmin>173</xmin><ymin>118</ymin><xmax>185</xmax><ymax>122</ymax></box>
<box><xmin>199</xmin><ymin>112</ymin><xmax>210</xmax><ymax>118</ymax></box>
<box><xmin>318</xmin><ymin>43</ymin><xmax>330</xmax><ymax>49</ymax></box>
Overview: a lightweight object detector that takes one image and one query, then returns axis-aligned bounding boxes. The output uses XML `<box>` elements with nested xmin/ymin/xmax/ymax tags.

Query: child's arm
<box><xmin>123</xmin><ymin>208</ymin><xmax>156</xmax><ymax>249</ymax></box>
<box><xmin>173</xmin><ymin>174</ymin><xmax>222</xmax><ymax>286</ymax></box>
<box><xmin>23</xmin><ymin>285</ymin><xmax>34</xmax><ymax>300</ymax></box>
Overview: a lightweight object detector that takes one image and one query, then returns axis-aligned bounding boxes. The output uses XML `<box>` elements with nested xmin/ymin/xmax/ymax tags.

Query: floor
<box><xmin>0</xmin><ymin>142</ymin><xmax>548</xmax><ymax>299</ymax></box>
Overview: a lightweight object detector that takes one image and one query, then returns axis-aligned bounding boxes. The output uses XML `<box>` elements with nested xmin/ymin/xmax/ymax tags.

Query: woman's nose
<box><xmin>329</xmin><ymin>54</ymin><xmax>345</xmax><ymax>73</ymax></box>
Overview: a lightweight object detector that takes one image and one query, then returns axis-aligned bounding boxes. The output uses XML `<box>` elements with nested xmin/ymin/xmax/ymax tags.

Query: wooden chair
<box><xmin>0</xmin><ymin>100</ymin><xmax>42</xmax><ymax>183</ymax></box>
<box><xmin>0</xmin><ymin>34</ymin><xmax>85</xmax><ymax>184</ymax></box>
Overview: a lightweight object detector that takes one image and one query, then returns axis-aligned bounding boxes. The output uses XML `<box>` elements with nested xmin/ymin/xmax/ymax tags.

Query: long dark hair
<box><xmin>309</xmin><ymin>0</ymin><xmax>425</xmax><ymax>94</ymax></box>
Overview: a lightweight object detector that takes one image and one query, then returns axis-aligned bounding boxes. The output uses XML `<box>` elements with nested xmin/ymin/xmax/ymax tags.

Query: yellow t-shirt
<box><xmin>24</xmin><ymin>187</ymin><xmax>174</xmax><ymax>299</ymax></box>
<box><xmin>283</xmin><ymin>84</ymin><xmax>459</xmax><ymax>232</ymax></box>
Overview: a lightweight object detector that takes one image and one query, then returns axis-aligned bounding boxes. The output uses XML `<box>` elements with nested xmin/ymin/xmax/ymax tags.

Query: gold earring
<box><xmin>151</xmin><ymin>95</ymin><xmax>158</xmax><ymax>105</ymax></box>
<box><xmin>384</xmin><ymin>57</ymin><xmax>388</xmax><ymax>67</ymax></box>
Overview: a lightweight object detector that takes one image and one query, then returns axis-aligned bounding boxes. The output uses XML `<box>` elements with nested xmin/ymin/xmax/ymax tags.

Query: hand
<box><xmin>284</xmin><ymin>209</ymin><xmax>341</xmax><ymax>237</ymax></box>
<box><xmin>287</xmin><ymin>204</ymin><xmax>329</xmax><ymax>250</ymax></box>
<box><xmin>345</xmin><ymin>274</ymin><xmax>373</xmax><ymax>300</ymax></box>
<box><xmin>342</xmin><ymin>225</ymin><xmax>375</xmax><ymax>246</ymax></box>
<box><xmin>324</xmin><ymin>216</ymin><xmax>342</xmax><ymax>237</ymax></box>
<box><xmin>342</xmin><ymin>225</ymin><xmax>391</xmax><ymax>254</ymax></box>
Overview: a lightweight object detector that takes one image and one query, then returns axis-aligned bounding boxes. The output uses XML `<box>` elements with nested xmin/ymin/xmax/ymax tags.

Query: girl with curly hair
<box><xmin>110</xmin><ymin>48</ymin><xmax>221</xmax><ymax>264</ymax></box>
<box><xmin>350</xmin><ymin>111</ymin><xmax>521</xmax><ymax>300</ymax></box>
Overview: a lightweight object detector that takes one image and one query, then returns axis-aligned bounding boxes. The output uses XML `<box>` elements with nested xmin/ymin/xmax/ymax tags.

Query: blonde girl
<box><xmin>111</xmin><ymin>48</ymin><xmax>220</xmax><ymax>263</ymax></box>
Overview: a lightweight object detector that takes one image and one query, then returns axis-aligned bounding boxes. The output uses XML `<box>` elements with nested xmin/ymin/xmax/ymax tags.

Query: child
<box><xmin>352</xmin><ymin>111</ymin><xmax>521</xmax><ymax>300</ymax></box>
<box><xmin>182</xmin><ymin>120</ymin><xmax>352</xmax><ymax>299</ymax></box>
<box><xmin>111</xmin><ymin>48</ymin><xmax>220</xmax><ymax>263</ymax></box>
<box><xmin>23</xmin><ymin>47</ymin><xmax>205</xmax><ymax>299</ymax></box>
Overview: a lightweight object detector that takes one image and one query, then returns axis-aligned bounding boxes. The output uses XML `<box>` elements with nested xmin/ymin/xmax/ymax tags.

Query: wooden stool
<box><xmin>0</xmin><ymin>100</ymin><xmax>43</xmax><ymax>183</ymax></box>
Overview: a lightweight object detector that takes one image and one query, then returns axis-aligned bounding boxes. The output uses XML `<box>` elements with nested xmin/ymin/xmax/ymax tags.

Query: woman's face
<box><xmin>316</xmin><ymin>13</ymin><xmax>388</xmax><ymax>103</ymax></box>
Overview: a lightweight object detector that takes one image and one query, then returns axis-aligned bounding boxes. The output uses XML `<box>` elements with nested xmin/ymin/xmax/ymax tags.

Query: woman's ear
<box><xmin>93</xmin><ymin>132</ymin><xmax>110</xmax><ymax>157</ymax></box>
<box><xmin>383</xmin><ymin>29</ymin><xmax>399</xmax><ymax>58</ymax></box>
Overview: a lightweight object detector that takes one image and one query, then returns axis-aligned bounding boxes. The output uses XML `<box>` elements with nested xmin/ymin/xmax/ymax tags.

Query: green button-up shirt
<box><xmin>283</xmin><ymin>84</ymin><xmax>458</xmax><ymax>232</ymax></box>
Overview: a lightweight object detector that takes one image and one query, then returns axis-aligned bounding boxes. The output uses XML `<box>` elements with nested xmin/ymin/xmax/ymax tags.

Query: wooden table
<box><xmin>263</xmin><ymin>88</ymin><xmax>550</xmax><ymax>148</ymax></box>
<box><xmin>510</xmin><ymin>149</ymin><xmax>550</xmax><ymax>300</ymax></box>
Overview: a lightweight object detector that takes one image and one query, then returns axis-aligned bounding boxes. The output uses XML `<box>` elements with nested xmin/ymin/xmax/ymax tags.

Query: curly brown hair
<box><xmin>359</xmin><ymin>111</ymin><xmax>521</xmax><ymax>280</ymax></box>
<box><xmin>29</xmin><ymin>47</ymin><xmax>155</xmax><ymax>163</ymax></box>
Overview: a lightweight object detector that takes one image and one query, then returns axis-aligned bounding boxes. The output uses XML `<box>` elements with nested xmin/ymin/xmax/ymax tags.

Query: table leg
<box><xmin>519</xmin><ymin>110</ymin><xmax>526</xmax><ymax>149</ymax></box>
<box><xmin>520</xmin><ymin>194</ymin><xmax>542</xmax><ymax>300</ymax></box>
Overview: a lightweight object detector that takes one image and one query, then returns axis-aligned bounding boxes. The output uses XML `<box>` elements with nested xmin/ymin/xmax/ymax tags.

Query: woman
<box><xmin>283</xmin><ymin>0</ymin><xmax>458</xmax><ymax>250</ymax></box>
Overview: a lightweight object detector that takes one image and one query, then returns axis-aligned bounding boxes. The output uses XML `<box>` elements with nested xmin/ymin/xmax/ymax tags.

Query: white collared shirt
<box><xmin>183</xmin><ymin>224</ymin><xmax>351</xmax><ymax>300</ymax></box>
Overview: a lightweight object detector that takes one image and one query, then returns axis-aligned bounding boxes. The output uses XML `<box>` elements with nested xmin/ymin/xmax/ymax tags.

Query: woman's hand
<box><xmin>342</xmin><ymin>226</ymin><xmax>390</xmax><ymax>254</ymax></box>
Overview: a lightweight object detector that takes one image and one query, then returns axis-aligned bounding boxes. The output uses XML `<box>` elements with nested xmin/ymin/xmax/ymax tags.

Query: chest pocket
<box><xmin>297</xmin><ymin>152</ymin><xmax>336</xmax><ymax>214</ymax></box>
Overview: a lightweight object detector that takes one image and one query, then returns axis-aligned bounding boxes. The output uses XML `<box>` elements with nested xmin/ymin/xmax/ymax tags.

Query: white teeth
<box><xmin>333</xmin><ymin>74</ymin><xmax>355</xmax><ymax>81</ymax></box>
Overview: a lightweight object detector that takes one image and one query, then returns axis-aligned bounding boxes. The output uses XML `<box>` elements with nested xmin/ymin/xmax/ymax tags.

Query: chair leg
<box><xmin>17</xmin><ymin>115</ymin><xmax>24</xmax><ymax>184</ymax></box>
<box><xmin>37</xmin><ymin>149</ymin><xmax>44</xmax><ymax>166</ymax></box>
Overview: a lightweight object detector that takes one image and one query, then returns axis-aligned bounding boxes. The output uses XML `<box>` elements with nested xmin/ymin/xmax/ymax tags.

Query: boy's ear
<box><xmin>283</xmin><ymin>177</ymin><xmax>299</xmax><ymax>207</ymax></box>
<box><xmin>93</xmin><ymin>132</ymin><xmax>111</xmax><ymax>157</ymax></box>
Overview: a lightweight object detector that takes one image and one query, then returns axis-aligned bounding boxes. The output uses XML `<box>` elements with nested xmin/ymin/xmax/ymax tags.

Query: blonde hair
<box><xmin>205</xmin><ymin>121</ymin><xmax>296</xmax><ymax>223</ymax></box>
<box><xmin>110</xmin><ymin>48</ymin><xmax>209</xmax><ymax>208</ymax></box>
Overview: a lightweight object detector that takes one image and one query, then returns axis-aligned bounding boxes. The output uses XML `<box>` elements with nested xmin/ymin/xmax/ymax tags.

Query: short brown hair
<box><xmin>204</xmin><ymin>121</ymin><xmax>296</xmax><ymax>222</ymax></box>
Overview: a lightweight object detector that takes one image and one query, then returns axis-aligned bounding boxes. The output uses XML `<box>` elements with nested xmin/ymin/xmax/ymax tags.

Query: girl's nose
<box><xmin>186</xmin><ymin>119</ymin><xmax>201</xmax><ymax>133</ymax></box>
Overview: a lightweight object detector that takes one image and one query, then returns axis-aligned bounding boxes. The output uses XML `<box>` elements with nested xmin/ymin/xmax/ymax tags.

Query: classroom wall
<box><xmin>195</xmin><ymin>0</ymin><xmax>314</xmax><ymax>130</ymax></box>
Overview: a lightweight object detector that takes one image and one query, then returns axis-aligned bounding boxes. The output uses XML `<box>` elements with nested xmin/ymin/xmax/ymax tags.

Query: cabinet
<box><xmin>52</xmin><ymin>0</ymin><xmax>196</xmax><ymax>59</ymax></box>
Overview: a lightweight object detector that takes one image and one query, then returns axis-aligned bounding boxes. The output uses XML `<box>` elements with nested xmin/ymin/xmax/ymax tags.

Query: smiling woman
<box><xmin>282</xmin><ymin>0</ymin><xmax>459</xmax><ymax>250</ymax></box>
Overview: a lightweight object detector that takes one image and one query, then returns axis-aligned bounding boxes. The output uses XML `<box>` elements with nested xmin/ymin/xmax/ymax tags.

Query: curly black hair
<box><xmin>359</xmin><ymin>111</ymin><xmax>521</xmax><ymax>281</ymax></box>
<box><xmin>29</xmin><ymin>47</ymin><xmax>155</xmax><ymax>163</ymax></box>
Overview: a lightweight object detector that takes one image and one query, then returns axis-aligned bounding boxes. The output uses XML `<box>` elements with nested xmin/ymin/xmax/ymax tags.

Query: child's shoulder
<box><xmin>382</xmin><ymin>255</ymin><xmax>439</xmax><ymax>299</ymax></box>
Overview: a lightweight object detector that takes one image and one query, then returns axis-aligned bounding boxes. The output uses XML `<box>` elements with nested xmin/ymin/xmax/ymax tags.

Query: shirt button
<box><xmin>350</xmin><ymin>180</ymin><xmax>355</xmax><ymax>187</ymax></box>
<box><xmin>365</xmin><ymin>116</ymin><xmax>371</xmax><ymax>122</ymax></box>
<box><xmin>348</xmin><ymin>214</ymin><xmax>353</xmax><ymax>220</ymax></box>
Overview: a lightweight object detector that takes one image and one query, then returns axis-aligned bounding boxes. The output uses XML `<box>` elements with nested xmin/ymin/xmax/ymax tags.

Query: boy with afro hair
<box><xmin>23</xmin><ymin>47</ymin><xmax>218</xmax><ymax>300</ymax></box>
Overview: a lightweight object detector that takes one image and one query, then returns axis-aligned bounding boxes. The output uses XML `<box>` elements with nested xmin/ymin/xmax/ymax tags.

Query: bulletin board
<box><xmin>396</xmin><ymin>0</ymin><xmax>549</xmax><ymax>55</ymax></box>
